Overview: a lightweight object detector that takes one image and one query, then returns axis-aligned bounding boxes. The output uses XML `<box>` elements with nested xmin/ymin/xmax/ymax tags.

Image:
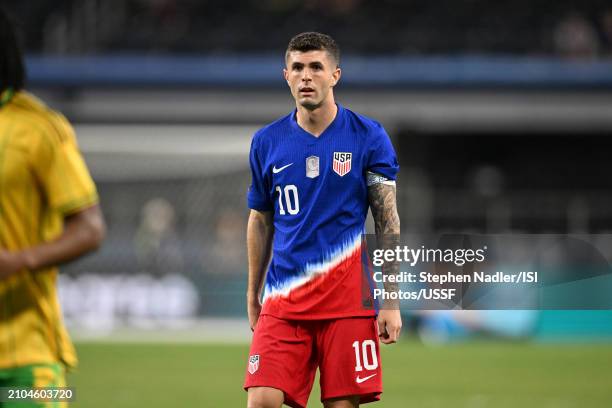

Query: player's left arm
<box><xmin>0</xmin><ymin>112</ymin><xmax>106</xmax><ymax>279</ymax></box>
<box><xmin>0</xmin><ymin>205</ymin><xmax>106</xmax><ymax>279</ymax></box>
<box><xmin>368</xmin><ymin>172</ymin><xmax>402</xmax><ymax>344</ymax></box>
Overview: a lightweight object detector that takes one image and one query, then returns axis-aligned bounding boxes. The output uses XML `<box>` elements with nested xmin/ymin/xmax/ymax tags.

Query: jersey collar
<box><xmin>0</xmin><ymin>88</ymin><xmax>15</xmax><ymax>109</ymax></box>
<box><xmin>290</xmin><ymin>103</ymin><xmax>344</xmax><ymax>143</ymax></box>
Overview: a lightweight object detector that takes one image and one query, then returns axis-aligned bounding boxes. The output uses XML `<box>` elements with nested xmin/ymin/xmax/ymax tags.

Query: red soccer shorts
<box><xmin>244</xmin><ymin>315</ymin><xmax>382</xmax><ymax>408</ymax></box>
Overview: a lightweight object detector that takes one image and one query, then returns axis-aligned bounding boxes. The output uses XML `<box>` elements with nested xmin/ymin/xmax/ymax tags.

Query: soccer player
<box><xmin>244</xmin><ymin>32</ymin><xmax>401</xmax><ymax>408</ymax></box>
<box><xmin>0</xmin><ymin>8</ymin><xmax>106</xmax><ymax>407</ymax></box>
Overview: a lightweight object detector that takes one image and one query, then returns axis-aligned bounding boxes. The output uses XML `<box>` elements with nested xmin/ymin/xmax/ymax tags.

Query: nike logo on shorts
<box><xmin>272</xmin><ymin>163</ymin><xmax>293</xmax><ymax>173</ymax></box>
<box><xmin>355</xmin><ymin>373</ymin><xmax>377</xmax><ymax>384</ymax></box>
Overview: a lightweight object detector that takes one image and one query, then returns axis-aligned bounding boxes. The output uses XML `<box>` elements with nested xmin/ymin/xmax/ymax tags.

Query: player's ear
<box><xmin>331</xmin><ymin>67</ymin><xmax>341</xmax><ymax>87</ymax></box>
<box><xmin>283</xmin><ymin>68</ymin><xmax>289</xmax><ymax>84</ymax></box>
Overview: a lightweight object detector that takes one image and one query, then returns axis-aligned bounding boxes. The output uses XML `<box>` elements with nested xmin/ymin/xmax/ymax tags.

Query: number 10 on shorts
<box><xmin>352</xmin><ymin>340</ymin><xmax>378</xmax><ymax>371</ymax></box>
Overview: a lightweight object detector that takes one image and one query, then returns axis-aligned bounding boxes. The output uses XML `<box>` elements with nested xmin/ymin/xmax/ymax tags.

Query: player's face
<box><xmin>284</xmin><ymin>50</ymin><xmax>341</xmax><ymax>110</ymax></box>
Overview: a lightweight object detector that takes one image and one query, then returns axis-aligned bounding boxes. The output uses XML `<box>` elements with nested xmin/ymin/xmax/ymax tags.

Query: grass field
<box><xmin>68</xmin><ymin>340</ymin><xmax>612</xmax><ymax>407</ymax></box>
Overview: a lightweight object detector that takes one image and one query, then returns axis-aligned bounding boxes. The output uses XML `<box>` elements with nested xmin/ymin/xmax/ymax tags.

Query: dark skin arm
<box><xmin>0</xmin><ymin>204</ymin><xmax>106</xmax><ymax>279</ymax></box>
<box><xmin>368</xmin><ymin>182</ymin><xmax>402</xmax><ymax>344</ymax></box>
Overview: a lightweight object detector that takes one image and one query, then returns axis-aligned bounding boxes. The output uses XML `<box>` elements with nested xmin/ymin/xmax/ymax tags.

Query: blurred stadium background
<box><xmin>4</xmin><ymin>0</ymin><xmax>612</xmax><ymax>406</ymax></box>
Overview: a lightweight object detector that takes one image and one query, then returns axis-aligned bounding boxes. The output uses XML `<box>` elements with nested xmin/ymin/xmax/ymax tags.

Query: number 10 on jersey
<box><xmin>276</xmin><ymin>185</ymin><xmax>300</xmax><ymax>215</ymax></box>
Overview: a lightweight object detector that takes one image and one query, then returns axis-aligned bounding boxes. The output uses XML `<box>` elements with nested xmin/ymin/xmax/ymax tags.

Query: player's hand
<box><xmin>0</xmin><ymin>249</ymin><xmax>27</xmax><ymax>280</ymax></box>
<box><xmin>247</xmin><ymin>299</ymin><xmax>262</xmax><ymax>332</ymax></box>
<box><xmin>377</xmin><ymin>309</ymin><xmax>402</xmax><ymax>344</ymax></box>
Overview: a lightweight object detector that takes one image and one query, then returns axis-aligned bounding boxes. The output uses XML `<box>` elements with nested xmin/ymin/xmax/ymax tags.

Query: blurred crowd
<box><xmin>3</xmin><ymin>0</ymin><xmax>612</xmax><ymax>58</ymax></box>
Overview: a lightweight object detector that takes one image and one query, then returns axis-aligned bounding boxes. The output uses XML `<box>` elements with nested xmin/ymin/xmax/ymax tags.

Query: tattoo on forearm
<box><xmin>368</xmin><ymin>183</ymin><xmax>400</xmax><ymax>235</ymax></box>
<box><xmin>368</xmin><ymin>183</ymin><xmax>400</xmax><ymax>293</ymax></box>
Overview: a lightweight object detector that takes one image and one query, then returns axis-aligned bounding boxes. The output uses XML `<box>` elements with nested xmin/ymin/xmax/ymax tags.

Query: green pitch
<box><xmin>68</xmin><ymin>341</ymin><xmax>612</xmax><ymax>407</ymax></box>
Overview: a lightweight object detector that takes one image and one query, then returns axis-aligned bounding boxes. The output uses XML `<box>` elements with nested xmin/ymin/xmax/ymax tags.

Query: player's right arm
<box><xmin>246</xmin><ymin>209</ymin><xmax>273</xmax><ymax>331</ymax></box>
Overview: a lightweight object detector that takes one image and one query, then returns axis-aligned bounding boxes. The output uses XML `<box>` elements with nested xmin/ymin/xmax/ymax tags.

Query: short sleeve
<box><xmin>367</xmin><ymin>123</ymin><xmax>399</xmax><ymax>180</ymax></box>
<box><xmin>31</xmin><ymin>114</ymin><xmax>98</xmax><ymax>215</ymax></box>
<box><xmin>247</xmin><ymin>135</ymin><xmax>272</xmax><ymax>211</ymax></box>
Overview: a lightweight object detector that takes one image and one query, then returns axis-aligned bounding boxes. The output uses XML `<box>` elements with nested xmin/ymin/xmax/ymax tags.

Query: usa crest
<box><xmin>333</xmin><ymin>152</ymin><xmax>352</xmax><ymax>177</ymax></box>
<box><xmin>248</xmin><ymin>355</ymin><xmax>260</xmax><ymax>374</ymax></box>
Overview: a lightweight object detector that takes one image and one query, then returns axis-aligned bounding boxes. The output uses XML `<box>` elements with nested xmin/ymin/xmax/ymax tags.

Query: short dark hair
<box><xmin>0</xmin><ymin>7</ymin><xmax>25</xmax><ymax>93</ymax></box>
<box><xmin>286</xmin><ymin>32</ymin><xmax>340</xmax><ymax>67</ymax></box>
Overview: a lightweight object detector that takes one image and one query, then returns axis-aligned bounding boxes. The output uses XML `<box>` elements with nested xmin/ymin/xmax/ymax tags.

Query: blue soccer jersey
<box><xmin>247</xmin><ymin>104</ymin><xmax>399</xmax><ymax>319</ymax></box>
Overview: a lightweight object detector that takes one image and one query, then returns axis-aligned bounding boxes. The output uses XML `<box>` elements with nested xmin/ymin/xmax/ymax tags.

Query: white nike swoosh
<box><xmin>272</xmin><ymin>163</ymin><xmax>293</xmax><ymax>173</ymax></box>
<box><xmin>356</xmin><ymin>373</ymin><xmax>377</xmax><ymax>384</ymax></box>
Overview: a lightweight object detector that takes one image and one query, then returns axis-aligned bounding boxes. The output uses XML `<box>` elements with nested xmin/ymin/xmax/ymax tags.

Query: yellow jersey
<box><xmin>0</xmin><ymin>91</ymin><xmax>98</xmax><ymax>369</ymax></box>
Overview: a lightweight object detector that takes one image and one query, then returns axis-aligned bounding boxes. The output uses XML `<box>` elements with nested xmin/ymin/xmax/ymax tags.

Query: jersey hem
<box><xmin>260</xmin><ymin>310</ymin><xmax>376</xmax><ymax>321</ymax></box>
<box><xmin>247</xmin><ymin>200</ymin><xmax>272</xmax><ymax>211</ymax></box>
<box><xmin>56</xmin><ymin>193</ymin><xmax>99</xmax><ymax>216</ymax></box>
<box><xmin>0</xmin><ymin>357</ymin><xmax>72</xmax><ymax>371</ymax></box>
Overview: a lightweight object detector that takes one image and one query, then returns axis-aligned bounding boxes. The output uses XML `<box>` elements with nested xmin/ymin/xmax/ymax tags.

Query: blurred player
<box><xmin>245</xmin><ymin>32</ymin><xmax>401</xmax><ymax>408</ymax></box>
<box><xmin>0</xmin><ymin>8</ymin><xmax>105</xmax><ymax>407</ymax></box>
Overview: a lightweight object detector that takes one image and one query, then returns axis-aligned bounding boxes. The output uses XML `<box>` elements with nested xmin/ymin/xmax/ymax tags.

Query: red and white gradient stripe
<box><xmin>333</xmin><ymin>158</ymin><xmax>351</xmax><ymax>176</ymax></box>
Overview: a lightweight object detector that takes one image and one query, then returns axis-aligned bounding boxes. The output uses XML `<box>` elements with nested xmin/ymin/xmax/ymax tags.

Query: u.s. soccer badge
<box><xmin>332</xmin><ymin>152</ymin><xmax>352</xmax><ymax>176</ymax></box>
<box><xmin>248</xmin><ymin>355</ymin><xmax>260</xmax><ymax>374</ymax></box>
<box><xmin>306</xmin><ymin>155</ymin><xmax>319</xmax><ymax>178</ymax></box>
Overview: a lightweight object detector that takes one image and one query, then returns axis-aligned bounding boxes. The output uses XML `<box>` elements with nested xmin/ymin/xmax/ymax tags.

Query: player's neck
<box><xmin>295</xmin><ymin>99</ymin><xmax>338</xmax><ymax>137</ymax></box>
